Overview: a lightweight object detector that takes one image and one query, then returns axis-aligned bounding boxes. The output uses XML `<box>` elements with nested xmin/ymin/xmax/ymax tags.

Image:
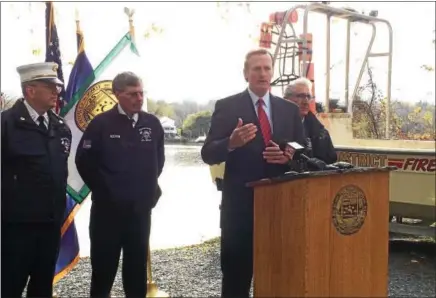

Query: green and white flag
<box><xmin>61</xmin><ymin>32</ymin><xmax>141</xmax><ymax>204</ymax></box>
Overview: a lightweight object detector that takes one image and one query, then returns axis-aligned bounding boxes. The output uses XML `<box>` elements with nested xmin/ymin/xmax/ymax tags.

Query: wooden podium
<box><xmin>247</xmin><ymin>167</ymin><xmax>395</xmax><ymax>298</ymax></box>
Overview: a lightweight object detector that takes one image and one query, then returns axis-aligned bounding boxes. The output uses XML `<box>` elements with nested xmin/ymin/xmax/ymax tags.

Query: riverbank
<box><xmin>54</xmin><ymin>236</ymin><xmax>435</xmax><ymax>297</ymax></box>
<box><xmin>164</xmin><ymin>139</ymin><xmax>203</xmax><ymax>146</ymax></box>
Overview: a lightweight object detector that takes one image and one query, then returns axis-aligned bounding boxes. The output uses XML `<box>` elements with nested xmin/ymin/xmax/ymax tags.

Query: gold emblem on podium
<box><xmin>332</xmin><ymin>185</ymin><xmax>368</xmax><ymax>235</ymax></box>
<box><xmin>74</xmin><ymin>80</ymin><xmax>118</xmax><ymax>132</ymax></box>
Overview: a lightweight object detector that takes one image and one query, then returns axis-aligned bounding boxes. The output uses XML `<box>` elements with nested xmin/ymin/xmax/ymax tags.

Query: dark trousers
<box><xmin>1</xmin><ymin>222</ymin><xmax>61</xmax><ymax>298</ymax></box>
<box><xmin>220</xmin><ymin>224</ymin><xmax>254</xmax><ymax>298</ymax></box>
<box><xmin>89</xmin><ymin>201</ymin><xmax>151</xmax><ymax>298</ymax></box>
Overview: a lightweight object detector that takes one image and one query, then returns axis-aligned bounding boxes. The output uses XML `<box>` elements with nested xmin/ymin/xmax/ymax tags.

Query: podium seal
<box><xmin>75</xmin><ymin>80</ymin><xmax>118</xmax><ymax>132</ymax></box>
<box><xmin>332</xmin><ymin>185</ymin><xmax>368</xmax><ymax>235</ymax></box>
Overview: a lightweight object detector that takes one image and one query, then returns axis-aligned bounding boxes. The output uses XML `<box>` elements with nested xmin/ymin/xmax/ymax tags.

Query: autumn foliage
<box><xmin>352</xmin><ymin>66</ymin><xmax>435</xmax><ymax>141</ymax></box>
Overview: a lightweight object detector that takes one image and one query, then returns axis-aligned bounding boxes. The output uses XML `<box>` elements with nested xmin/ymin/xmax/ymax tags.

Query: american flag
<box><xmin>45</xmin><ymin>1</ymin><xmax>66</xmax><ymax>113</ymax></box>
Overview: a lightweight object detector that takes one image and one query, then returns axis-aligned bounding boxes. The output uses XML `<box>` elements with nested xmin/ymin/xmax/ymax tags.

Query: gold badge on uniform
<box><xmin>74</xmin><ymin>80</ymin><xmax>118</xmax><ymax>132</ymax></box>
<box><xmin>332</xmin><ymin>185</ymin><xmax>368</xmax><ymax>236</ymax></box>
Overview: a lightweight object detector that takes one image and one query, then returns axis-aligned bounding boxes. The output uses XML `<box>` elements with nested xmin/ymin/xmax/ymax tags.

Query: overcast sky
<box><xmin>1</xmin><ymin>1</ymin><xmax>434</xmax><ymax>104</ymax></box>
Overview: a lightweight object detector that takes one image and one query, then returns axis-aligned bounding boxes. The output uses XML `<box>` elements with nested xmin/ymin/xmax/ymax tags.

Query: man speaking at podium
<box><xmin>201</xmin><ymin>49</ymin><xmax>305</xmax><ymax>298</ymax></box>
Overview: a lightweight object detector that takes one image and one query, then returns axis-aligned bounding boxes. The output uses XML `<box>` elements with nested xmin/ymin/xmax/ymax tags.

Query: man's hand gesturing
<box><xmin>228</xmin><ymin>118</ymin><xmax>258</xmax><ymax>150</ymax></box>
<box><xmin>263</xmin><ymin>140</ymin><xmax>293</xmax><ymax>164</ymax></box>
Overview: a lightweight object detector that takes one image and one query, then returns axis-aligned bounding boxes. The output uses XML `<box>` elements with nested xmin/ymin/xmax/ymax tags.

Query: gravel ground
<box><xmin>54</xmin><ymin>235</ymin><xmax>435</xmax><ymax>297</ymax></box>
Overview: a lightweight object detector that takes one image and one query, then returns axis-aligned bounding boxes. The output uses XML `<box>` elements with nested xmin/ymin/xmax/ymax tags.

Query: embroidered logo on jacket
<box><xmin>61</xmin><ymin>137</ymin><xmax>71</xmax><ymax>154</ymax></box>
<box><xmin>138</xmin><ymin>127</ymin><xmax>152</xmax><ymax>142</ymax></box>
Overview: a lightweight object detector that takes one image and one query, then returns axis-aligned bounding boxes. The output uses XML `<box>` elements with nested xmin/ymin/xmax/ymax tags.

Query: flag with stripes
<box><xmin>45</xmin><ymin>1</ymin><xmax>65</xmax><ymax>113</ymax></box>
<box><xmin>53</xmin><ymin>9</ymin><xmax>96</xmax><ymax>285</ymax></box>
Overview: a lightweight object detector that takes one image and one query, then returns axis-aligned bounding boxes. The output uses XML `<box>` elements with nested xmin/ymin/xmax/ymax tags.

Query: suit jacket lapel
<box><xmin>239</xmin><ymin>89</ymin><xmax>258</xmax><ymax>125</ymax></box>
<box><xmin>13</xmin><ymin>100</ymin><xmax>46</xmax><ymax>134</ymax></box>
<box><xmin>239</xmin><ymin>90</ymin><xmax>265</xmax><ymax>148</ymax></box>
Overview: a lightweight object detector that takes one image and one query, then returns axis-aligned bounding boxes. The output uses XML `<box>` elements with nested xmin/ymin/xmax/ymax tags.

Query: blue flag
<box><xmin>64</xmin><ymin>30</ymin><xmax>95</xmax><ymax>103</ymax></box>
<box><xmin>53</xmin><ymin>14</ymin><xmax>95</xmax><ymax>284</ymax></box>
<box><xmin>53</xmin><ymin>196</ymin><xmax>81</xmax><ymax>283</ymax></box>
<box><xmin>45</xmin><ymin>1</ymin><xmax>66</xmax><ymax>113</ymax></box>
<box><xmin>61</xmin><ymin>31</ymin><xmax>139</xmax><ymax>204</ymax></box>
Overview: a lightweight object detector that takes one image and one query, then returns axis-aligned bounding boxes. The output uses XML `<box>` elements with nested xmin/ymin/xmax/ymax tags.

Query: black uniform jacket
<box><xmin>303</xmin><ymin>111</ymin><xmax>337</xmax><ymax>164</ymax></box>
<box><xmin>75</xmin><ymin>105</ymin><xmax>165</xmax><ymax>210</ymax></box>
<box><xmin>201</xmin><ymin>90</ymin><xmax>305</xmax><ymax>230</ymax></box>
<box><xmin>1</xmin><ymin>99</ymin><xmax>72</xmax><ymax>223</ymax></box>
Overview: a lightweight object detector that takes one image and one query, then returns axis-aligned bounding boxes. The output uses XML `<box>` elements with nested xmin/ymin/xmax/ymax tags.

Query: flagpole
<box><xmin>53</xmin><ymin>6</ymin><xmax>80</xmax><ymax>298</ymax></box>
<box><xmin>122</xmin><ymin>9</ymin><xmax>167</xmax><ymax>297</ymax></box>
<box><xmin>75</xmin><ymin>7</ymin><xmax>80</xmax><ymax>33</ymax></box>
<box><xmin>124</xmin><ymin>6</ymin><xmax>136</xmax><ymax>44</ymax></box>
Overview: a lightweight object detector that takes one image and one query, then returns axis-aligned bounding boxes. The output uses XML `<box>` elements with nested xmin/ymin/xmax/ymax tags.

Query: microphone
<box><xmin>280</xmin><ymin>141</ymin><xmax>339</xmax><ymax>171</ymax></box>
<box><xmin>331</xmin><ymin>161</ymin><xmax>355</xmax><ymax>169</ymax></box>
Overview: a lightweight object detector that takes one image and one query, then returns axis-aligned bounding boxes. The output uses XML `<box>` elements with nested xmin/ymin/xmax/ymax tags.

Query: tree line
<box><xmin>147</xmin><ymin>98</ymin><xmax>215</xmax><ymax>139</ymax></box>
<box><xmin>2</xmin><ymin>90</ymin><xmax>434</xmax><ymax>141</ymax></box>
<box><xmin>0</xmin><ymin>93</ymin><xmax>215</xmax><ymax>140</ymax></box>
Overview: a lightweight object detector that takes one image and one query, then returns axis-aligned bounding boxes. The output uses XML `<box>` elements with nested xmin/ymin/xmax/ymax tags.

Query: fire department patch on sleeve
<box><xmin>83</xmin><ymin>140</ymin><xmax>92</xmax><ymax>149</ymax></box>
<box><xmin>61</xmin><ymin>137</ymin><xmax>71</xmax><ymax>154</ymax></box>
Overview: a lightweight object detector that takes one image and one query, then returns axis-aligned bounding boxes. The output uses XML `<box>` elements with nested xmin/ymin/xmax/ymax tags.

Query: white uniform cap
<box><xmin>16</xmin><ymin>62</ymin><xmax>63</xmax><ymax>85</ymax></box>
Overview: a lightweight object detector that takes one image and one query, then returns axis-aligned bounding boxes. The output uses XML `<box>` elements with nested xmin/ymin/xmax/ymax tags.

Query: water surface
<box><xmin>74</xmin><ymin>144</ymin><xmax>221</xmax><ymax>256</ymax></box>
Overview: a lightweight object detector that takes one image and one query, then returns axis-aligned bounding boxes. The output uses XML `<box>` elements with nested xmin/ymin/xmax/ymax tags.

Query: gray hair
<box><xmin>243</xmin><ymin>48</ymin><xmax>273</xmax><ymax>72</ymax></box>
<box><xmin>283</xmin><ymin>77</ymin><xmax>313</xmax><ymax>99</ymax></box>
<box><xmin>112</xmin><ymin>71</ymin><xmax>142</xmax><ymax>93</ymax></box>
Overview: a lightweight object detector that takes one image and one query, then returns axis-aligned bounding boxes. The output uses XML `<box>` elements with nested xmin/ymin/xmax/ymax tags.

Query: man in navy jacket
<box><xmin>76</xmin><ymin>72</ymin><xmax>165</xmax><ymax>298</ymax></box>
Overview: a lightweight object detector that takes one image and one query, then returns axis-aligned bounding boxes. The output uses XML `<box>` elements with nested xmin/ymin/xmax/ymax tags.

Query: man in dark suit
<box><xmin>201</xmin><ymin>49</ymin><xmax>305</xmax><ymax>298</ymax></box>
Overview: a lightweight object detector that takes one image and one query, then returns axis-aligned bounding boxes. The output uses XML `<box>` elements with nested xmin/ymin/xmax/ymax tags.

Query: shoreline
<box><xmin>164</xmin><ymin>140</ymin><xmax>203</xmax><ymax>146</ymax></box>
<box><xmin>73</xmin><ymin>234</ymin><xmax>436</xmax><ymax>260</ymax></box>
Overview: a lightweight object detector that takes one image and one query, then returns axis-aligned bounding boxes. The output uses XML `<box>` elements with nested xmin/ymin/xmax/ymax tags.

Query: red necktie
<box><xmin>257</xmin><ymin>98</ymin><xmax>272</xmax><ymax>146</ymax></box>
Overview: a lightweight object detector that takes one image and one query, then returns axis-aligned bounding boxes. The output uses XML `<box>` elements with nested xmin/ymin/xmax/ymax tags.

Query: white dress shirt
<box><xmin>117</xmin><ymin>104</ymin><xmax>138</xmax><ymax>127</ymax></box>
<box><xmin>23</xmin><ymin>99</ymin><xmax>49</xmax><ymax>129</ymax></box>
<box><xmin>247</xmin><ymin>88</ymin><xmax>273</xmax><ymax>132</ymax></box>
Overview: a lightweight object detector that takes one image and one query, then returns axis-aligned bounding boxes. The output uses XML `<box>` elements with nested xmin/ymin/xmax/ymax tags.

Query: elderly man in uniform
<box><xmin>1</xmin><ymin>62</ymin><xmax>72</xmax><ymax>298</ymax></box>
<box><xmin>75</xmin><ymin>71</ymin><xmax>165</xmax><ymax>298</ymax></box>
<box><xmin>284</xmin><ymin>78</ymin><xmax>337</xmax><ymax>164</ymax></box>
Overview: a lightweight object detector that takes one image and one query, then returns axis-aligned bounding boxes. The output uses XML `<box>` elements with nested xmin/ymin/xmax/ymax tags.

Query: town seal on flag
<box><xmin>75</xmin><ymin>80</ymin><xmax>118</xmax><ymax>132</ymax></box>
<box><xmin>332</xmin><ymin>185</ymin><xmax>368</xmax><ymax>236</ymax></box>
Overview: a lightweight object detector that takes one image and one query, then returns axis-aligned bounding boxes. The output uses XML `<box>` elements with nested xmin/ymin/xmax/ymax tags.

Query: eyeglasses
<box><xmin>29</xmin><ymin>83</ymin><xmax>62</xmax><ymax>94</ymax></box>
<box><xmin>125</xmin><ymin>91</ymin><xmax>144</xmax><ymax>98</ymax></box>
<box><xmin>294</xmin><ymin>93</ymin><xmax>314</xmax><ymax>100</ymax></box>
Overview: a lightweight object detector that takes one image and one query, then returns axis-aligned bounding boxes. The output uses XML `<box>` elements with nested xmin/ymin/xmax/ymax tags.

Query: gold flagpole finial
<box><xmin>124</xmin><ymin>7</ymin><xmax>136</xmax><ymax>43</ymax></box>
<box><xmin>74</xmin><ymin>7</ymin><xmax>81</xmax><ymax>32</ymax></box>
